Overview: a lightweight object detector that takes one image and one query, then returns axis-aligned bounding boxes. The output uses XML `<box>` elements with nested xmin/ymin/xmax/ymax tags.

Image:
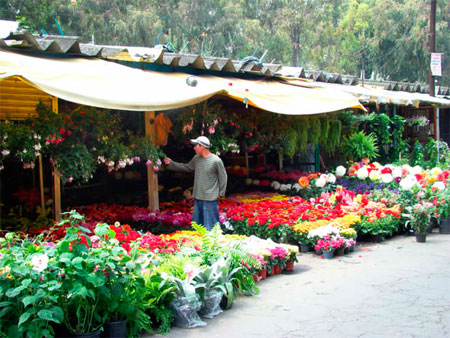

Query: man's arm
<box><xmin>217</xmin><ymin>159</ymin><xmax>228</xmax><ymax>197</ymax></box>
<box><xmin>166</xmin><ymin>156</ymin><xmax>196</xmax><ymax>173</ymax></box>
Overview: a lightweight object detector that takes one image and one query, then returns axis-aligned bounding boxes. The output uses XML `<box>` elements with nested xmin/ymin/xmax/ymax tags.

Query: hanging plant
<box><xmin>308</xmin><ymin>118</ymin><xmax>321</xmax><ymax>146</ymax></box>
<box><xmin>341</xmin><ymin>131</ymin><xmax>379</xmax><ymax>161</ymax></box>
<box><xmin>294</xmin><ymin>118</ymin><xmax>309</xmax><ymax>154</ymax></box>
<box><xmin>319</xmin><ymin>117</ymin><xmax>329</xmax><ymax>145</ymax></box>
<box><xmin>2</xmin><ymin>102</ymin><xmax>166</xmax><ymax>184</ymax></box>
<box><xmin>0</xmin><ymin>122</ymin><xmax>41</xmax><ymax>170</ymax></box>
<box><xmin>323</xmin><ymin>120</ymin><xmax>341</xmax><ymax>154</ymax></box>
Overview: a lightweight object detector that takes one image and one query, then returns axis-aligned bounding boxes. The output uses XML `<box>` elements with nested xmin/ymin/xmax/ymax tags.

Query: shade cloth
<box><xmin>285</xmin><ymin>78</ymin><xmax>450</xmax><ymax>107</ymax></box>
<box><xmin>0</xmin><ymin>49</ymin><xmax>365</xmax><ymax>114</ymax></box>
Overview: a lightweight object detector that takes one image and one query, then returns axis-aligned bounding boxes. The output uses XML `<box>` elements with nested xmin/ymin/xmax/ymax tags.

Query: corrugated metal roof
<box><xmin>1</xmin><ymin>30</ymin><xmax>448</xmax><ymax>97</ymax></box>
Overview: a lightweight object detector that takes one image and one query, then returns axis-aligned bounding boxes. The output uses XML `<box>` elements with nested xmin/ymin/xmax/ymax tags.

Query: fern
<box><xmin>191</xmin><ymin>222</ymin><xmax>223</xmax><ymax>265</ymax></box>
<box><xmin>341</xmin><ymin>131</ymin><xmax>380</xmax><ymax>161</ymax></box>
<box><xmin>324</xmin><ymin>120</ymin><xmax>341</xmax><ymax>154</ymax></box>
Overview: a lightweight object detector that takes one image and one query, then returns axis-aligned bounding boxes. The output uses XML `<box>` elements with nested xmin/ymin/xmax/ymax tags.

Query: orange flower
<box><xmin>298</xmin><ymin>176</ymin><xmax>310</xmax><ymax>188</ymax></box>
<box><xmin>122</xmin><ymin>224</ymin><xmax>131</xmax><ymax>232</ymax></box>
<box><xmin>362</xmin><ymin>158</ymin><xmax>370</xmax><ymax>164</ymax></box>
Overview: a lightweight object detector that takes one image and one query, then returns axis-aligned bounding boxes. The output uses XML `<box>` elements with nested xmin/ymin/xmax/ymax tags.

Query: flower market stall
<box><xmin>2</xmin><ymin>33</ymin><xmax>450</xmax><ymax>338</ymax></box>
<box><xmin>0</xmin><ymin>48</ymin><xmax>365</xmax><ymax>222</ymax></box>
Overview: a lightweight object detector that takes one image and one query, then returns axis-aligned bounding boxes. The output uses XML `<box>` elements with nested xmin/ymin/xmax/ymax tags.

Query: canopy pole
<box><xmin>436</xmin><ymin>107</ymin><xmax>440</xmax><ymax>164</ymax></box>
<box><xmin>53</xmin><ymin>166</ymin><xmax>61</xmax><ymax>221</ymax></box>
<box><xmin>278</xmin><ymin>151</ymin><xmax>283</xmax><ymax>171</ymax></box>
<box><xmin>145</xmin><ymin>111</ymin><xmax>159</xmax><ymax>211</ymax></box>
<box><xmin>38</xmin><ymin>154</ymin><xmax>45</xmax><ymax>217</ymax></box>
<box><xmin>51</xmin><ymin>97</ymin><xmax>61</xmax><ymax>221</ymax></box>
<box><xmin>245</xmin><ymin>152</ymin><xmax>250</xmax><ymax>178</ymax></box>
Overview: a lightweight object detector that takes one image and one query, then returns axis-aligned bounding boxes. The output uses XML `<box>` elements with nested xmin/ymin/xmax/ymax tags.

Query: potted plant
<box><xmin>159</xmin><ymin>261</ymin><xmax>206</xmax><ymax>328</ymax></box>
<box><xmin>93</xmin><ymin>225</ymin><xmax>152</xmax><ymax>338</ymax></box>
<box><xmin>403</xmin><ymin>201</ymin><xmax>434</xmax><ymax>242</ymax></box>
<box><xmin>314</xmin><ymin>235</ymin><xmax>340</xmax><ymax>259</ymax></box>
<box><xmin>284</xmin><ymin>247</ymin><xmax>299</xmax><ymax>271</ymax></box>
<box><xmin>195</xmin><ymin>260</ymin><xmax>226</xmax><ymax>319</ymax></box>
<box><xmin>437</xmin><ymin>186</ymin><xmax>450</xmax><ymax>234</ymax></box>
<box><xmin>0</xmin><ymin>232</ymin><xmax>64</xmax><ymax>338</ymax></box>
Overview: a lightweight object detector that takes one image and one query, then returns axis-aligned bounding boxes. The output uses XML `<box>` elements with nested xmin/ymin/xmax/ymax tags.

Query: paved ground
<box><xmin>148</xmin><ymin>230</ymin><xmax>450</xmax><ymax>338</ymax></box>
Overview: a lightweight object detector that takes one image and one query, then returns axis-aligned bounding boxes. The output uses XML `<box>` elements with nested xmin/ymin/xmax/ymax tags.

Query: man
<box><xmin>163</xmin><ymin>136</ymin><xmax>227</xmax><ymax>230</ymax></box>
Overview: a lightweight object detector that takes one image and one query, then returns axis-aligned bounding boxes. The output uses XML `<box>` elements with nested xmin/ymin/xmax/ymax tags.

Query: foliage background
<box><xmin>0</xmin><ymin>0</ymin><xmax>448</xmax><ymax>86</ymax></box>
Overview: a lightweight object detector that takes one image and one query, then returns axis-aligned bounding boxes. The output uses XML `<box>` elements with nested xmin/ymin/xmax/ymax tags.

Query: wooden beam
<box><xmin>38</xmin><ymin>154</ymin><xmax>45</xmax><ymax>217</ymax></box>
<box><xmin>53</xmin><ymin>167</ymin><xmax>61</xmax><ymax>221</ymax></box>
<box><xmin>51</xmin><ymin>97</ymin><xmax>61</xmax><ymax>221</ymax></box>
<box><xmin>144</xmin><ymin>111</ymin><xmax>159</xmax><ymax>211</ymax></box>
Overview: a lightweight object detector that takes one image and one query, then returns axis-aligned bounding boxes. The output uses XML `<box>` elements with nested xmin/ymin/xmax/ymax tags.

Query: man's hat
<box><xmin>190</xmin><ymin>136</ymin><xmax>211</xmax><ymax>148</ymax></box>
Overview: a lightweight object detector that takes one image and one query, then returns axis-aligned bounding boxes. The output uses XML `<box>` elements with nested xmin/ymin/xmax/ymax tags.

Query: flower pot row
<box><xmin>252</xmin><ymin>261</ymin><xmax>296</xmax><ymax>281</ymax></box>
<box><xmin>315</xmin><ymin>243</ymin><xmax>357</xmax><ymax>259</ymax></box>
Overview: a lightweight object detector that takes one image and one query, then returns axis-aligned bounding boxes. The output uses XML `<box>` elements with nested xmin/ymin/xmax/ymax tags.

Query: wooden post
<box><xmin>53</xmin><ymin>166</ymin><xmax>61</xmax><ymax>221</ymax></box>
<box><xmin>145</xmin><ymin>111</ymin><xmax>159</xmax><ymax>211</ymax></box>
<box><xmin>278</xmin><ymin>151</ymin><xmax>283</xmax><ymax>171</ymax></box>
<box><xmin>38</xmin><ymin>154</ymin><xmax>45</xmax><ymax>217</ymax></box>
<box><xmin>244</xmin><ymin>152</ymin><xmax>250</xmax><ymax>178</ymax></box>
<box><xmin>51</xmin><ymin>97</ymin><xmax>61</xmax><ymax>221</ymax></box>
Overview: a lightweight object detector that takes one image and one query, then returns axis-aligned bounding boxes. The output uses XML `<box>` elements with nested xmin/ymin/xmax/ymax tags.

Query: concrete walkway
<box><xmin>149</xmin><ymin>231</ymin><xmax>450</xmax><ymax>338</ymax></box>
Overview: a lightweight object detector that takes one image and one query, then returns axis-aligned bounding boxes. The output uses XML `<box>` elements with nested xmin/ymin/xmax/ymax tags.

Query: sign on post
<box><xmin>430</xmin><ymin>53</ymin><xmax>442</xmax><ymax>77</ymax></box>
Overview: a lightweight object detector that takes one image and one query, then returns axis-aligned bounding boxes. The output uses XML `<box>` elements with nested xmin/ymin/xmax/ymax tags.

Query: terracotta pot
<box><xmin>284</xmin><ymin>261</ymin><xmax>294</xmax><ymax>271</ymax></box>
<box><xmin>273</xmin><ymin>264</ymin><xmax>282</xmax><ymax>274</ymax></box>
<box><xmin>259</xmin><ymin>269</ymin><xmax>267</xmax><ymax>280</ymax></box>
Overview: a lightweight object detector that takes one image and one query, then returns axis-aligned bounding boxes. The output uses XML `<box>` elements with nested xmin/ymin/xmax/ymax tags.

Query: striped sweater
<box><xmin>167</xmin><ymin>154</ymin><xmax>227</xmax><ymax>201</ymax></box>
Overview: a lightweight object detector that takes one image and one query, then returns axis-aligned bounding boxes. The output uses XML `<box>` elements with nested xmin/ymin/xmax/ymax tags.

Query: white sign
<box><xmin>430</xmin><ymin>53</ymin><xmax>442</xmax><ymax>77</ymax></box>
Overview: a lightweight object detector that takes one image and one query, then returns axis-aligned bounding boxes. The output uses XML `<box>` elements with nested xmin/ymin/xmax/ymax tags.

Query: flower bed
<box><xmin>0</xmin><ymin>211</ymin><xmax>299</xmax><ymax>337</ymax></box>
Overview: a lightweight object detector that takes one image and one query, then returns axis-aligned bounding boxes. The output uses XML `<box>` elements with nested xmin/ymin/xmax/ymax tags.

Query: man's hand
<box><xmin>163</xmin><ymin>157</ymin><xmax>171</xmax><ymax>165</ymax></box>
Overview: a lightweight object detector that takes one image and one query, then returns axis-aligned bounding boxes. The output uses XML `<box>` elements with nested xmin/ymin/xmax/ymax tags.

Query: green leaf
<box><xmin>71</xmin><ymin>257</ymin><xmax>84</xmax><ymax>269</ymax></box>
<box><xmin>18</xmin><ymin>311</ymin><xmax>31</xmax><ymax>326</ymax></box>
<box><xmin>22</xmin><ymin>295</ymin><xmax>36</xmax><ymax>307</ymax></box>
<box><xmin>86</xmin><ymin>273</ymin><xmax>105</xmax><ymax>287</ymax></box>
<box><xmin>6</xmin><ymin>285</ymin><xmax>27</xmax><ymax>298</ymax></box>
<box><xmin>0</xmin><ymin>306</ymin><xmax>12</xmax><ymax>318</ymax></box>
<box><xmin>38</xmin><ymin>309</ymin><xmax>58</xmax><ymax>322</ymax></box>
<box><xmin>59</xmin><ymin>240</ymin><xmax>71</xmax><ymax>252</ymax></box>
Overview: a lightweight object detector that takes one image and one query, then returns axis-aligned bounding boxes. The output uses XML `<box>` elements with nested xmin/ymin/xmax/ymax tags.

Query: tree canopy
<box><xmin>1</xmin><ymin>0</ymin><xmax>448</xmax><ymax>86</ymax></box>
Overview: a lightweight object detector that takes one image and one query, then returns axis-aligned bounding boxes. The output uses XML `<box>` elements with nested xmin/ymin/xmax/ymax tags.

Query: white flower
<box><xmin>392</xmin><ymin>167</ymin><xmax>403</xmax><ymax>178</ymax></box>
<box><xmin>381</xmin><ymin>173</ymin><xmax>393</xmax><ymax>184</ymax></box>
<box><xmin>31</xmin><ymin>254</ymin><xmax>49</xmax><ymax>272</ymax></box>
<box><xmin>34</xmin><ymin>144</ymin><xmax>41</xmax><ymax>151</ymax></box>
<box><xmin>319</xmin><ymin>174</ymin><xmax>329</xmax><ymax>184</ymax></box>
<box><xmin>315</xmin><ymin>177</ymin><xmax>326</xmax><ymax>188</ymax></box>
<box><xmin>245</xmin><ymin>178</ymin><xmax>252</xmax><ymax>186</ymax></box>
<box><xmin>369</xmin><ymin>170</ymin><xmax>380</xmax><ymax>181</ymax></box>
<box><xmin>271</xmin><ymin>181</ymin><xmax>281</xmax><ymax>190</ymax></box>
<box><xmin>399</xmin><ymin>175</ymin><xmax>417</xmax><ymax>191</ymax></box>
<box><xmin>432</xmin><ymin>181</ymin><xmax>445</xmax><ymax>191</ymax></box>
<box><xmin>356</xmin><ymin>167</ymin><xmax>369</xmax><ymax>180</ymax></box>
<box><xmin>402</xmin><ymin>164</ymin><xmax>413</xmax><ymax>174</ymax></box>
<box><xmin>335</xmin><ymin>165</ymin><xmax>346</xmax><ymax>177</ymax></box>
<box><xmin>1</xmin><ymin>149</ymin><xmax>10</xmax><ymax>156</ymax></box>
<box><xmin>252</xmin><ymin>179</ymin><xmax>260</xmax><ymax>186</ymax></box>
<box><xmin>280</xmin><ymin>184</ymin><xmax>290</xmax><ymax>191</ymax></box>
<box><xmin>292</xmin><ymin>183</ymin><xmax>301</xmax><ymax>192</ymax></box>
<box><xmin>430</xmin><ymin>167</ymin><xmax>442</xmax><ymax>176</ymax></box>
<box><xmin>327</xmin><ymin>173</ymin><xmax>336</xmax><ymax>184</ymax></box>
<box><xmin>411</xmin><ymin>165</ymin><xmax>423</xmax><ymax>175</ymax></box>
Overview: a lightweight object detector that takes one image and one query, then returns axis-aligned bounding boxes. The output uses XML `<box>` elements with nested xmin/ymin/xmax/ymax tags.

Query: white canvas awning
<box><xmin>284</xmin><ymin>78</ymin><xmax>450</xmax><ymax>107</ymax></box>
<box><xmin>0</xmin><ymin>49</ymin><xmax>365</xmax><ymax>114</ymax></box>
